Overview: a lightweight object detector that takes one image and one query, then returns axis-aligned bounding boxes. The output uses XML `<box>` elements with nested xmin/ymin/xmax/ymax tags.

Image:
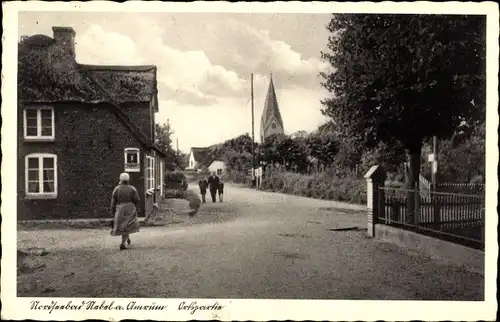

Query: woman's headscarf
<box><xmin>119</xmin><ymin>172</ymin><xmax>130</xmax><ymax>184</ymax></box>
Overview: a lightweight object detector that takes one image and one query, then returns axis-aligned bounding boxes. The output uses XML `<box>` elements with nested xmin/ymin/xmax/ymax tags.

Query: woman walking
<box><xmin>110</xmin><ymin>173</ymin><xmax>141</xmax><ymax>250</ymax></box>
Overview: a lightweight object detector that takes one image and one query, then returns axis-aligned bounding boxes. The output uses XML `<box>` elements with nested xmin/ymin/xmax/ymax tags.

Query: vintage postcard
<box><xmin>1</xmin><ymin>1</ymin><xmax>498</xmax><ymax>321</ymax></box>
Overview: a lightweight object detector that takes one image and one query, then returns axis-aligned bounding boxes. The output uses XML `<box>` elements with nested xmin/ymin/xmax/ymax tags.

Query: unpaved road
<box><xmin>17</xmin><ymin>184</ymin><xmax>483</xmax><ymax>299</ymax></box>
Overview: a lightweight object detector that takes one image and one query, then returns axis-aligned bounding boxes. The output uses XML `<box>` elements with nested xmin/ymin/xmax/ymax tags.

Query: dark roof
<box><xmin>191</xmin><ymin>147</ymin><xmax>211</xmax><ymax>162</ymax></box>
<box><xmin>20</xmin><ymin>34</ymin><xmax>55</xmax><ymax>47</ymax></box>
<box><xmin>18</xmin><ymin>35</ymin><xmax>157</xmax><ymax>104</ymax></box>
<box><xmin>260</xmin><ymin>77</ymin><xmax>284</xmax><ymax>133</ymax></box>
<box><xmin>193</xmin><ymin>150</ymin><xmax>224</xmax><ymax>170</ymax></box>
<box><xmin>18</xmin><ymin>32</ymin><xmax>161</xmax><ymax>153</ymax></box>
<box><xmin>78</xmin><ymin>64</ymin><xmax>158</xmax><ymax>104</ymax></box>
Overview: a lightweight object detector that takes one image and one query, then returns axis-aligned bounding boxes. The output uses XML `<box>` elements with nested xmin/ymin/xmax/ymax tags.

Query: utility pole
<box><xmin>176</xmin><ymin>138</ymin><xmax>179</xmax><ymax>156</ymax></box>
<box><xmin>251</xmin><ymin>73</ymin><xmax>255</xmax><ymax>169</ymax></box>
<box><xmin>251</xmin><ymin>73</ymin><xmax>256</xmax><ymax>188</ymax></box>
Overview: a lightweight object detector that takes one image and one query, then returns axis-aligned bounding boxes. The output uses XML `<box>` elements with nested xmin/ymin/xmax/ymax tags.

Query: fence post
<box><xmin>432</xmin><ymin>193</ymin><xmax>441</xmax><ymax>230</ymax></box>
<box><xmin>414</xmin><ymin>189</ymin><xmax>420</xmax><ymax>230</ymax></box>
<box><xmin>364</xmin><ymin>165</ymin><xmax>387</xmax><ymax>238</ymax></box>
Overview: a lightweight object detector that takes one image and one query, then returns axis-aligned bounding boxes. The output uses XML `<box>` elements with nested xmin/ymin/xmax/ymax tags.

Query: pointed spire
<box><xmin>260</xmin><ymin>74</ymin><xmax>284</xmax><ymax>142</ymax></box>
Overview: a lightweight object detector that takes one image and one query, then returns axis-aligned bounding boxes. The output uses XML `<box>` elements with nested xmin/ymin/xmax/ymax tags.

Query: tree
<box><xmin>155</xmin><ymin>121</ymin><xmax>182</xmax><ymax>171</ymax></box>
<box><xmin>221</xmin><ymin>133</ymin><xmax>255</xmax><ymax>155</ymax></box>
<box><xmin>260</xmin><ymin>133</ymin><xmax>309</xmax><ymax>172</ymax></box>
<box><xmin>321</xmin><ymin>14</ymin><xmax>485</xmax><ymax>219</ymax></box>
<box><xmin>306</xmin><ymin>132</ymin><xmax>339</xmax><ymax>168</ymax></box>
<box><xmin>421</xmin><ymin>122</ymin><xmax>485</xmax><ymax>183</ymax></box>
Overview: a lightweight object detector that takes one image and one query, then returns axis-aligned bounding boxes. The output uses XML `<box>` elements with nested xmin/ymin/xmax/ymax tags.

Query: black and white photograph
<box><xmin>1</xmin><ymin>1</ymin><xmax>498</xmax><ymax>321</ymax></box>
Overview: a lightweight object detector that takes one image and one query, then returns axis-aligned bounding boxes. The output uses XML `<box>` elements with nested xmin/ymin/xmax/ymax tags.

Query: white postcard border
<box><xmin>2</xmin><ymin>1</ymin><xmax>498</xmax><ymax>321</ymax></box>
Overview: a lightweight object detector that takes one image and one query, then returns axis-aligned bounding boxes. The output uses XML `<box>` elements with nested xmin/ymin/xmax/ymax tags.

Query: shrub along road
<box><xmin>17</xmin><ymin>184</ymin><xmax>483</xmax><ymax>299</ymax></box>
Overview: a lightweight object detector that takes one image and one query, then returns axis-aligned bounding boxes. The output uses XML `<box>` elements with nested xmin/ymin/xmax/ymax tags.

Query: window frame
<box><xmin>124</xmin><ymin>148</ymin><xmax>141</xmax><ymax>172</ymax></box>
<box><xmin>217</xmin><ymin>168</ymin><xmax>223</xmax><ymax>176</ymax></box>
<box><xmin>25</xmin><ymin>153</ymin><xmax>58</xmax><ymax>199</ymax></box>
<box><xmin>146</xmin><ymin>156</ymin><xmax>155</xmax><ymax>192</ymax></box>
<box><xmin>23</xmin><ymin>106</ymin><xmax>55</xmax><ymax>141</ymax></box>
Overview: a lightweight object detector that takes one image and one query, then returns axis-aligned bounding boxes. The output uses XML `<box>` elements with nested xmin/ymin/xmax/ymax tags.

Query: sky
<box><xmin>19</xmin><ymin>12</ymin><xmax>332</xmax><ymax>153</ymax></box>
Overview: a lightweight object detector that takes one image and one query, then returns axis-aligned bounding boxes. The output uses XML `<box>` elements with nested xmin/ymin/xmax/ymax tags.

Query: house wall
<box><xmin>187</xmin><ymin>151</ymin><xmax>197</xmax><ymax>169</ymax></box>
<box><xmin>18</xmin><ymin>102</ymin><xmax>149</xmax><ymax>220</ymax></box>
<box><xmin>208</xmin><ymin>160</ymin><xmax>226</xmax><ymax>176</ymax></box>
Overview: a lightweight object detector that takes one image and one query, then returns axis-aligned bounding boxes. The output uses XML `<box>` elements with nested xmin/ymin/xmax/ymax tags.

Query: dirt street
<box><xmin>17</xmin><ymin>184</ymin><xmax>483</xmax><ymax>299</ymax></box>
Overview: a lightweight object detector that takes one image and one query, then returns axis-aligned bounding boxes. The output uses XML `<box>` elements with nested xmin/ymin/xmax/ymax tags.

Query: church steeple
<box><xmin>260</xmin><ymin>75</ymin><xmax>284</xmax><ymax>143</ymax></box>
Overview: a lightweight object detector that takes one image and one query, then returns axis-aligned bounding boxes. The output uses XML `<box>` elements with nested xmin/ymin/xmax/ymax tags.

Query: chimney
<box><xmin>52</xmin><ymin>26</ymin><xmax>76</xmax><ymax>60</ymax></box>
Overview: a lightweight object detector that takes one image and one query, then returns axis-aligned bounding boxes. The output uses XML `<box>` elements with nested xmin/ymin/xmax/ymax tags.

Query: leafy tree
<box><xmin>306</xmin><ymin>132</ymin><xmax>339</xmax><ymax>168</ymax></box>
<box><xmin>221</xmin><ymin>133</ymin><xmax>255</xmax><ymax>156</ymax></box>
<box><xmin>321</xmin><ymin>14</ymin><xmax>485</xmax><ymax>219</ymax></box>
<box><xmin>421</xmin><ymin>122</ymin><xmax>485</xmax><ymax>183</ymax></box>
<box><xmin>155</xmin><ymin>121</ymin><xmax>183</xmax><ymax>171</ymax></box>
<box><xmin>260</xmin><ymin>133</ymin><xmax>309</xmax><ymax>172</ymax></box>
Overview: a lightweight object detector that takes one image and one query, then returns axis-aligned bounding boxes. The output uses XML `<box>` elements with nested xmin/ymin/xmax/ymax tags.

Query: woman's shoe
<box><xmin>120</xmin><ymin>244</ymin><xmax>126</xmax><ymax>250</ymax></box>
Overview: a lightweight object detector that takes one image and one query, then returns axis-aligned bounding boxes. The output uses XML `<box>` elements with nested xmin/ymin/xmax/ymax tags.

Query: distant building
<box><xmin>186</xmin><ymin>147</ymin><xmax>211</xmax><ymax>170</ymax></box>
<box><xmin>194</xmin><ymin>152</ymin><xmax>226</xmax><ymax>177</ymax></box>
<box><xmin>207</xmin><ymin>160</ymin><xmax>226</xmax><ymax>177</ymax></box>
<box><xmin>17</xmin><ymin>26</ymin><xmax>166</xmax><ymax>220</ymax></box>
<box><xmin>260</xmin><ymin>76</ymin><xmax>284</xmax><ymax>143</ymax></box>
<box><xmin>186</xmin><ymin>147</ymin><xmax>226</xmax><ymax>177</ymax></box>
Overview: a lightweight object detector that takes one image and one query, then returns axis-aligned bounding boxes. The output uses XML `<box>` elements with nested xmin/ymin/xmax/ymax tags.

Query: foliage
<box><xmin>359</xmin><ymin>141</ymin><xmax>406</xmax><ymax>174</ymax></box>
<box><xmin>305</xmin><ymin>132</ymin><xmax>339</xmax><ymax>167</ymax></box>
<box><xmin>320</xmin><ymin>14</ymin><xmax>486</xmax><ymax>200</ymax></box>
<box><xmin>260</xmin><ymin>133</ymin><xmax>310</xmax><ymax>172</ymax></box>
<box><xmin>260</xmin><ymin>166</ymin><xmax>366</xmax><ymax>204</ymax></box>
<box><xmin>220</xmin><ymin>133</ymin><xmax>255</xmax><ymax>155</ymax></box>
<box><xmin>421</xmin><ymin>122</ymin><xmax>485</xmax><ymax>183</ymax></box>
<box><xmin>155</xmin><ymin>121</ymin><xmax>185</xmax><ymax>171</ymax></box>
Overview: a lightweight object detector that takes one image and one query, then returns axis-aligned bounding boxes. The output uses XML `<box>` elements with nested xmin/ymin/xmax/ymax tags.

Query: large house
<box><xmin>260</xmin><ymin>76</ymin><xmax>285</xmax><ymax>143</ymax></box>
<box><xmin>17</xmin><ymin>26</ymin><xmax>166</xmax><ymax>220</ymax></box>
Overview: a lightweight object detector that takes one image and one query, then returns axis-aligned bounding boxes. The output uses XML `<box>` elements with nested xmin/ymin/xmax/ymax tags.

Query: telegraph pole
<box><xmin>251</xmin><ymin>73</ymin><xmax>255</xmax><ymax>169</ymax></box>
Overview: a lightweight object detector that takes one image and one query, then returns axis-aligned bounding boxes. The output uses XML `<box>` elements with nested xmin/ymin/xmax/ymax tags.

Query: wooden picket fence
<box><xmin>379</xmin><ymin>187</ymin><xmax>485</xmax><ymax>250</ymax></box>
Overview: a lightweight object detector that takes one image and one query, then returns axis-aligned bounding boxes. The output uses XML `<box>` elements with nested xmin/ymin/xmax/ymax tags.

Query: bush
<box><xmin>165</xmin><ymin>171</ymin><xmax>188</xmax><ymax>191</ymax></box>
<box><xmin>260</xmin><ymin>169</ymin><xmax>366</xmax><ymax>204</ymax></box>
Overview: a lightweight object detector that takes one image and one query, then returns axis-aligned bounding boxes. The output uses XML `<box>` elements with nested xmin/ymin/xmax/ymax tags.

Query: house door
<box><xmin>160</xmin><ymin>160</ymin><xmax>164</xmax><ymax>198</ymax></box>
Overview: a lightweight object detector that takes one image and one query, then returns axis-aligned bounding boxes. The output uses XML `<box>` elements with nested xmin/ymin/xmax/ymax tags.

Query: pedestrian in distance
<box><xmin>198</xmin><ymin>177</ymin><xmax>208</xmax><ymax>203</ymax></box>
<box><xmin>218</xmin><ymin>179</ymin><xmax>224</xmax><ymax>203</ymax></box>
<box><xmin>208</xmin><ymin>173</ymin><xmax>219</xmax><ymax>203</ymax></box>
<box><xmin>110</xmin><ymin>173</ymin><xmax>141</xmax><ymax>250</ymax></box>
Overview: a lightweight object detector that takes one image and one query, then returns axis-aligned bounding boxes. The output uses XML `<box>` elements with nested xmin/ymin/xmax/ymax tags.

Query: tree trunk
<box><xmin>406</xmin><ymin>143</ymin><xmax>422</xmax><ymax>225</ymax></box>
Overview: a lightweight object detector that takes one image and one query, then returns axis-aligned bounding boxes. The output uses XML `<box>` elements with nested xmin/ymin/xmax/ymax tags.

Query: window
<box><xmin>271</xmin><ymin>123</ymin><xmax>277</xmax><ymax>129</ymax></box>
<box><xmin>124</xmin><ymin>148</ymin><xmax>140</xmax><ymax>172</ymax></box>
<box><xmin>24</xmin><ymin>107</ymin><xmax>55</xmax><ymax>140</ymax></box>
<box><xmin>25</xmin><ymin>154</ymin><xmax>57</xmax><ymax>199</ymax></box>
<box><xmin>146</xmin><ymin>156</ymin><xmax>155</xmax><ymax>191</ymax></box>
<box><xmin>217</xmin><ymin>169</ymin><xmax>222</xmax><ymax>176</ymax></box>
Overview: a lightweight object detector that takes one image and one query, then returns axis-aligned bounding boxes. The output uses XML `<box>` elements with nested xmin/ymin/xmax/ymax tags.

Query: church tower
<box><xmin>260</xmin><ymin>75</ymin><xmax>284</xmax><ymax>143</ymax></box>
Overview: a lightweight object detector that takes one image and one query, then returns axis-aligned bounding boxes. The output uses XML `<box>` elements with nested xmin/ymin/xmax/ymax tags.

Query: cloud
<box><xmin>76</xmin><ymin>25</ymin><xmax>144</xmax><ymax>65</ymax></box>
<box><xmin>76</xmin><ymin>22</ymin><xmax>247</xmax><ymax>106</ymax></box>
<box><xmin>202</xmin><ymin>18</ymin><xmax>330</xmax><ymax>90</ymax></box>
<box><xmin>31</xmin><ymin>15</ymin><xmax>330</xmax><ymax>151</ymax></box>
